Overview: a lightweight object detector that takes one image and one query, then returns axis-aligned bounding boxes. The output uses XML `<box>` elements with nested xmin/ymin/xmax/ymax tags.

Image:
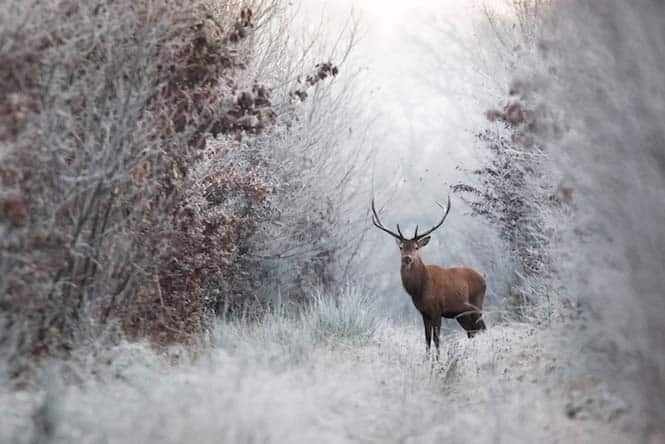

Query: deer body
<box><xmin>372</xmin><ymin>197</ymin><xmax>487</xmax><ymax>356</ymax></box>
<box><xmin>402</xmin><ymin>263</ymin><xmax>485</xmax><ymax>321</ymax></box>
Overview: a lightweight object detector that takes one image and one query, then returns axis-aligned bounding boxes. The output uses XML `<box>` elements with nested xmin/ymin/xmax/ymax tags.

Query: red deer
<box><xmin>371</xmin><ymin>197</ymin><xmax>486</xmax><ymax>356</ymax></box>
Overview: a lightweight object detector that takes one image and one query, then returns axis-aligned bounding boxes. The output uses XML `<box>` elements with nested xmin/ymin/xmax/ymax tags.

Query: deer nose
<box><xmin>402</xmin><ymin>256</ymin><xmax>412</xmax><ymax>265</ymax></box>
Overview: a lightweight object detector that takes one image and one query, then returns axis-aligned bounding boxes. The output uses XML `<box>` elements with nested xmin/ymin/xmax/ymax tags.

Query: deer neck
<box><xmin>400</xmin><ymin>257</ymin><xmax>428</xmax><ymax>299</ymax></box>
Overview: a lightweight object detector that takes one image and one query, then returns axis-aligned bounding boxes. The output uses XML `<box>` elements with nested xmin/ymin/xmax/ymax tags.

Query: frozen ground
<box><xmin>0</xmin><ymin>290</ymin><xmax>632</xmax><ymax>444</ymax></box>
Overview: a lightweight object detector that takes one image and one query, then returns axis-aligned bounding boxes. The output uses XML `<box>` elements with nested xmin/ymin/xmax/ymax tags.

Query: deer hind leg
<box><xmin>456</xmin><ymin>312</ymin><xmax>486</xmax><ymax>338</ymax></box>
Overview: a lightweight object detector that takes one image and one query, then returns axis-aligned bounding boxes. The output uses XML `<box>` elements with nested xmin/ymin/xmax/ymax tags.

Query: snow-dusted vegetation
<box><xmin>1</xmin><ymin>0</ymin><xmax>664</xmax><ymax>443</ymax></box>
<box><xmin>0</xmin><ymin>288</ymin><xmax>628</xmax><ymax>444</ymax></box>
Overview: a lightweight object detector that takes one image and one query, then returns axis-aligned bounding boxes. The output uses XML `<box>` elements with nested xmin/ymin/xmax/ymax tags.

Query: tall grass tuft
<box><xmin>303</xmin><ymin>286</ymin><xmax>380</xmax><ymax>345</ymax></box>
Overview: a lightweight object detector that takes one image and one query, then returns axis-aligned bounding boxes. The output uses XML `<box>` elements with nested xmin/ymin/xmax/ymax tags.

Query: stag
<box><xmin>371</xmin><ymin>197</ymin><xmax>486</xmax><ymax>356</ymax></box>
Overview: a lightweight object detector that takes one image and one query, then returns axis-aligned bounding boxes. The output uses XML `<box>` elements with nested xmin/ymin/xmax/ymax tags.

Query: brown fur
<box><xmin>397</xmin><ymin>237</ymin><xmax>487</xmax><ymax>355</ymax></box>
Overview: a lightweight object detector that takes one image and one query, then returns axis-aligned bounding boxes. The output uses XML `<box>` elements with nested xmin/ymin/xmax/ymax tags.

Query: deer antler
<box><xmin>371</xmin><ymin>196</ymin><xmax>451</xmax><ymax>240</ymax></box>
<box><xmin>412</xmin><ymin>195</ymin><xmax>451</xmax><ymax>240</ymax></box>
<box><xmin>371</xmin><ymin>199</ymin><xmax>404</xmax><ymax>240</ymax></box>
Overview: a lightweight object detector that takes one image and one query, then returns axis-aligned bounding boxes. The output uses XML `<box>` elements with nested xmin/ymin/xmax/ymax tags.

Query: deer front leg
<box><xmin>422</xmin><ymin>313</ymin><xmax>432</xmax><ymax>355</ymax></box>
<box><xmin>432</xmin><ymin>318</ymin><xmax>441</xmax><ymax>360</ymax></box>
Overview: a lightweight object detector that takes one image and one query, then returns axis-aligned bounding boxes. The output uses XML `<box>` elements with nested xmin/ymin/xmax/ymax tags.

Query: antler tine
<box><xmin>414</xmin><ymin>225</ymin><xmax>419</xmax><ymax>239</ymax></box>
<box><xmin>412</xmin><ymin>195</ymin><xmax>452</xmax><ymax>240</ymax></box>
<box><xmin>396</xmin><ymin>224</ymin><xmax>404</xmax><ymax>238</ymax></box>
<box><xmin>371</xmin><ymin>199</ymin><xmax>404</xmax><ymax>240</ymax></box>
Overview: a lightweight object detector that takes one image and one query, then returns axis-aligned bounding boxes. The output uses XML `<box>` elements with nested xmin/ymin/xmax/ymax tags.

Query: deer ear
<box><xmin>417</xmin><ymin>236</ymin><xmax>431</xmax><ymax>248</ymax></box>
<box><xmin>395</xmin><ymin>239</ymin><xmax>402</xmax><ymax>248</ymax></box>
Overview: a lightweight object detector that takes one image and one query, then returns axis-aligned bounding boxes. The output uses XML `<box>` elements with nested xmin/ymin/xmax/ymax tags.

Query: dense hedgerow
<box><xmin>0</xmin><ymin>0</ymin><xmax>360</xmax><ymax>371</ymax></box>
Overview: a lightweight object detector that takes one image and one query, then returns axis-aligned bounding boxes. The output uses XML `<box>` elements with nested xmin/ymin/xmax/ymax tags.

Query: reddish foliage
<box><xmin>0</xmin><ymin>94</ymin><xmax>31</xmax><ymax>143</ymax></box>
<box><xmin>290</xmin><ymin>62</ymin><xmax>339</xmax><ymax>102</ymax></box>
<box><xmin>1</xmin><ymin>195</ymin><xmax>27</xmax><ymax>226</ymax></box>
